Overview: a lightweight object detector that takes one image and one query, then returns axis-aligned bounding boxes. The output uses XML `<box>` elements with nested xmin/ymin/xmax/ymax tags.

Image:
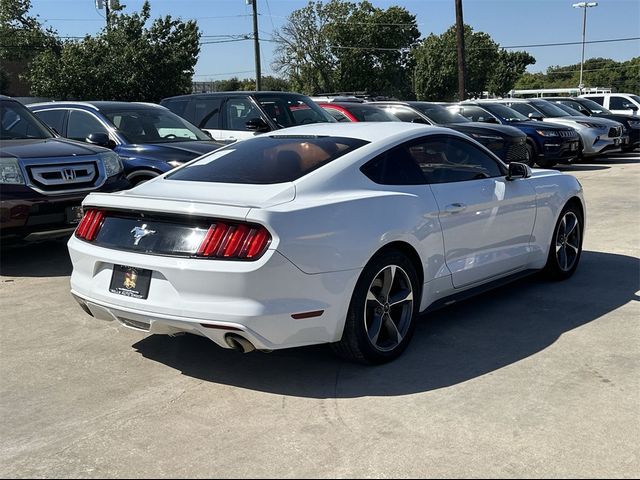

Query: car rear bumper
<box><xmin>0</xmin><ymin>177</ymin><xmax>130</xmax><ymax>241</ymax></box>
<box><xmin>68</xmin><ymin>236</ymin><xmax>361</xmax><ymax>350</ymax></box>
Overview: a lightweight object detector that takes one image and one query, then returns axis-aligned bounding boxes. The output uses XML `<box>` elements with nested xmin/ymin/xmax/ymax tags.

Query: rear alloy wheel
<box><xmin>332</xmin><ymin>250</ymin><xmax>419</xmax><ymax>364</ymax></box>
<box><xmin>544</xmin><ymin>205</ymin><xmax>583</xmax><ymax>280</ymax></box>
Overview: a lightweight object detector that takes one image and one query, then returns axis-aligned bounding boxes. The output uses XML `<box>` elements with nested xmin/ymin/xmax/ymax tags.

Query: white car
<box><xmin>68</xmin><ymin>123</ymin><xmax>585</xmax><ymax>364</ymax></box>
<box><xmin>581</xmin><ymin>93</ymin><xmax>640</xmax><ymax>117</ymax></box>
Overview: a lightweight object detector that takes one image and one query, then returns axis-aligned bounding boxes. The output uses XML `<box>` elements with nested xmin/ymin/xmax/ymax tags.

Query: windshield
<box><xmin>413</xmin><ymin>103</ymin><xmax>469</xmax><ymax>124</ymax></box>
<box><xmin>103</xmin><ymin>107</ymin><xmax>210</xmax><ymax>144</ymax></box>
<box><xmin>346</xmin><ymin>105</ymin><xmax>401</xmax><ymax>122</ymax></box>
<box><xmin>484</xmin><ymin>103</ymin><xmax>529</xmax><ymax>122</ymax></box>
<box><xmin>578</xmin><ymin>98</ymin><xmax>611</xmax><ymax>114</ymax></box>
<box><xmin>168</xmin><ymin>135</ymin><xmax>368</xmax><ymax>184</ymax></box>
<box><xmin>0</xmin><ymin>100</ymin><xmax>54</xmax><ymax>140</ymax></box>
<box><xmin>630</xmin><ymin>95</ymin><xmax>640</xmax><ymax>104</ymax></box>
<box><xmin>255</xmin><ymin>94</ymin><xmax>335</xmax><ymax>128</ymax></box>
<box><xmin>531</xmin><ymin>101</ymin><xmax>572</xmax><ymax>118</ymax></box>
<box><xmin>554</xmin><ymin>102</ymin><xmax>587</xmax><ymax>116</ymax></box>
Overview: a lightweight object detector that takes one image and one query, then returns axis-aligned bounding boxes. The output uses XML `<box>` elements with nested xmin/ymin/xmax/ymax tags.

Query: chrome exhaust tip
<box><xmin>225</xmin><ymin>333</ymin><xmax>256</xmax><ymax>353</ymax></box>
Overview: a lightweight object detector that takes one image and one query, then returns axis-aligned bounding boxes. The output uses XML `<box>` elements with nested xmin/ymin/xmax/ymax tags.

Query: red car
<box><xmin>318</xmin><ymin>102</ymin><xmax>402</xmax><ymax>123</ymax></box>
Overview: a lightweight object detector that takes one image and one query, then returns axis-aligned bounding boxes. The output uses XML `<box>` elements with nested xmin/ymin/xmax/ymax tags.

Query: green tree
<box><xmin>0</xmin><ymin>0</ymin><xmax>60</xmax><ymax>94</ymax></box>
<box><xmin>413</xmin><ymin>24</ymin><xmax>535</xmax><ymax>100</ymax></box>
<box><xmin>273</xmin><ymin>0</ymin><xmax>419</xmax><ymax>97</ymax></box>
<box><xmin>26</xmin><ymin>1</ymin><xmax>200</xmax><ymax>102</ymax></box>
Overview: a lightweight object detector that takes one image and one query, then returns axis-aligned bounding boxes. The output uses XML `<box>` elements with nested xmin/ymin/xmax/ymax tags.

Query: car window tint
<box><xmin>67</xmin><ymin>110</ymin><xmax>108</xmax><ymax>142</ymax></box>
<box><xmin>194</xmin><ymin>97</ymin><xmax>222</xmax><ymax>129</ymax></box>
<box><xmin>407</xmin><ymin>136</ymin><xmax>503</xmax><ymax>184</ymax></box>
<box><xmin>506</xmin><ymin>103</ymin><xmax>540</xmax><ymax>117</ymax></box>
<box><xmin>587</xmin><ymin>96</ymin><xmax>604</xmax><ymax>106</ymax></box>
<box><xmin>324</xmin><ymin>108</ymin><xmax>351</xmax><ymax>122</ymax></box>
<box><xmin>168</xmin><ymin>135</ymin><xmax>368</xmax><ymax>184</ymax></box>
<box><xmin>255</xmin><ymin>94</ymin><xmax>332</xmax><ymax>127</ymax></box>
<box><xmin>609</xmin><ymin>96</ymin><xmax>630</xmax><ymax>110</ymax></box>
<box><xmin>225</xmin><ymin>98</ymin><xmax>263</xmax><ymax>131</ymax></box>
<box><xmin>162</xmin><ymin>99</ymin><xmax>190</xmax><ymax>118</ymax></box>
<box><xmin>381</xmin><ymin>106</ymin><xmax>425</xmax><ymax>123</ymax></box>
<box><xmin>461</xmin><ymin>106</ymin><xmax>495</xmax><ymax>122</ymax></box>
<box><xmin>34</xmin><ymin>109</ymin><xmax>66</xmax><ymax>134</ymax></box>
<box><xmin>361</xmin><ymin>146</ymin><xmax>427</xmax><ymax>185</ymax></box>
<box><xmin>0</xmin><ymin>100</ymin><xmax>53</xmax><ymax>140</ymax></box>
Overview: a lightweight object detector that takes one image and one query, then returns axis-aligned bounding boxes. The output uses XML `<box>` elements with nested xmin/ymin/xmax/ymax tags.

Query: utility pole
<box><xmin>455</xmin><ymin>0</ymin><xmax>466</xmax><ymax>101</ymax></box>
<box><xmin>572</xmin><ymin>2</ymin><xmax>598</xmax><ymax>93</ymax></box>
<box><xmin>248</xmin><ymin>0</ymin><xmax>262</xmax><ymax>91</ymax></box>
<box><xmin>95</xmin><ymin>0</ymin><xmax>110</xmax><ymax>28</ymax></box>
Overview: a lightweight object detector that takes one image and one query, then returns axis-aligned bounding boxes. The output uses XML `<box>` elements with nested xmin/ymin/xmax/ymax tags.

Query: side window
<box><xmin>406</xmin><ymin>136</ymin><xmax>503</xmax><ymax>184</ymax></box>
<box><xmin>324</xmin><ymin>108</ymin><xmax>351</xmax><ymax>123</ymax></box>
<box><xmin>361</xmin><ymin>146</ymin><xmax>427</xmax><ymax>185</ymax></box>
<box><xmin>609</xmin><ymin>96</ymin><xmax>631</xmax><ymax>110</ymax></box>
<box><xmin>193</xmin><ymin>97</ymin><xmax>222</xmax><ymax>129</ymax></box>
<box><xmin>224</xmin><ymin>98</ymin><xmax>262</xmax><ymax>131</ymax></box>
<box><xmin>382</xmin><ymin>106</ymin><xmax>425</xmax><ymax>123</ymax></box>
<box><xmin>33</xmin><ymin>109</ymin><xmax>66</xmax><ymax>134</ymax></box>
<box><xmin>507</xmin><ymin>103</ymin><xmax>538</xmax><ymax>117</ymax></box>
<box><xmin>587</xmin><ymin>96</ymin><xmax>604</xmax><ymax>106</ymax></box>
<box><xmin>558</xmin><ymin>101</ymin><xmax>581</xmax><ymax>113</ymax></box>
<box><xmin>162</xmin><ymin>99</ymin><xmax>190</xmax><ymax>118</ymax></box>
<box><xmin>67</xmin><ymin>110</ymin><xmax>108</xmax><ymax>142</ymax></box>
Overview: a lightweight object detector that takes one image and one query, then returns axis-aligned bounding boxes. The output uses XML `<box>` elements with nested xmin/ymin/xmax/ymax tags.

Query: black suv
<box><xmin>371</xmin><ymin>101</ymin><xmax>530</xmax><ymax>164</ymax></box>
<box><xmin>161</xmin><ymin>91</ymin><xmax>335</xmax><ymax>144</ymax></box>
<box><xmin>0</xmin><ymin>96</ymin><xmax>129</xmax><ymax>242</ymax></box>
<box><xmin>544</xmin><ymin>97</ymin><xmax>639</xmax><ymax>151</ymax></box>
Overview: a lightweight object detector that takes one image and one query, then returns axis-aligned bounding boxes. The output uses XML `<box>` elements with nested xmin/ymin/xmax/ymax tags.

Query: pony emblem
<box><xmin>131</xmin><ymin>224</ymin><xmax>156</xmax><ymax>246</ymax></box>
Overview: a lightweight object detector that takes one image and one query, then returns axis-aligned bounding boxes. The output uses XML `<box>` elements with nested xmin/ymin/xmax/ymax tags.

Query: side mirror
<box><xmin>411</xmin><ymin>117</ymin><xmax>430</xmax><ymax>124</ymax></box>
<box><xmin>86</xmin><ymin>132</ymin><xmax>115</xmax><ymax>149</ymax></box>
<box><xmin>622</xmin><ymin>103</ymin><xmax>638</xmax><ymax>111</ymax></box>
<box><xmin>528</xmin><ymin>113</ymin><xmax>544</xmax><ymax>121</ymax></box>
<box><xmin>507</xmin><ymin>162</ymin><xmax>532</xmax><ymax>180</ymax></box>
<box><xmin>245</xmin><ymin>117</ymin><xmax>271</xmax><ymax>133</ymax></box>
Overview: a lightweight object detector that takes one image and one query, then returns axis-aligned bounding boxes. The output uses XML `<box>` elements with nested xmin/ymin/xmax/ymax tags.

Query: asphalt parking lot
<box><xmin>1</xmin><ymin>153</ymin><xmax>638</xmax><ymax>478</ymax></box>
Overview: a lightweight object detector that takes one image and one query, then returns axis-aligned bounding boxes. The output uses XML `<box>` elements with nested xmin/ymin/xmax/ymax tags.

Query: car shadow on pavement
<box><xmin>0</xmin><ymin>238</ymin><xmax>72</xmax><ymax>278</ymax></box>
<box><xmin>133</xmin><ymin>250</ymin><xmax>639</xmax><ymax>398</ymax></box>
<box><xmin>556</xmin><ymin>165</ymin><xmax>610</xmax><ymax>172</ymax></box>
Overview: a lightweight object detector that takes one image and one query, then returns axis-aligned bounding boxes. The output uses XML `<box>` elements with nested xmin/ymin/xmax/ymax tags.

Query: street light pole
<box><xmin>248</xmin><ymin>0</ymin><xmax>262</xmax><ymax>91</ymax></box>
<box><xmin>572</xmin><ymin>2</ymin><xmax>598</xmax><ymax>93</ymax></box>
<box><xmin>455</xmin><ymin>0</ymin><xmax>466</xmax><ymax>101</ymax></box>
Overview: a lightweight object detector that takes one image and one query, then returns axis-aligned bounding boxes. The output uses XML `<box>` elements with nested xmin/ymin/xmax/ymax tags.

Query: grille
<box><xmin>608</xmin><ymin>126</ymin><xmax>622</xmax><ymax>138</ymax></box>
<box><xmin>506</xmin><ymin>142</ymin><xmax>528</xmax><ymax>162</ymax></box>
<box><xmin>559</xmin><ymin>130</ymin><xmax>577</xmax><ymax>138</ymax></box>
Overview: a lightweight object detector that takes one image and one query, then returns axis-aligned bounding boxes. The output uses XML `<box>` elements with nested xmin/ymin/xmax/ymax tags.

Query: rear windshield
<box><xmin>167</xmin><ymin>135</ymin><xmax>369</xmax><ymax>184</ymax></box>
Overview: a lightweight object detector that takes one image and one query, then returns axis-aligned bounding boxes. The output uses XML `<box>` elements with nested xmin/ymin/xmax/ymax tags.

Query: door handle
<box><xmin>445</xmin><ymin>203</ymin><xmax>467</xmax><ymax>214</ymax></box>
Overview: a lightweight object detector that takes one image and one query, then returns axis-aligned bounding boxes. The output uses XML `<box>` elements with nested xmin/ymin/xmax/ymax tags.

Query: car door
<box><xmin>192</xmin><ymin>96</ymin><xmax>225</xmax><ymax>141</ymax></box>
<box><xmin>407</xmin><ymin>135</ymin><xmax>537</xmax><ymax>288</ymax></box>
<box><xmin>608</xmin><ymin>95</ymin><xmax>640</xmax><ymax>116</ymax></box>
<box><xmin>66</xmin><ymin>110</ymin><xmax>111</xmax><ymax>143</ymax></box>
<box><xmin>32</xmin><ymin>108</ymin><xmax>68</xmax><ymax>136</ymax></box>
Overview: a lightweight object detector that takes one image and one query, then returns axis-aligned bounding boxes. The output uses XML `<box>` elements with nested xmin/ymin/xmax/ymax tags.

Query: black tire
<box><xmin>332</xmin><ymin>250</ymin><xmax>420</xmax><ymax>364</ymax></box>
<box><xmin>524</xmin><ymin>142</ymin><xmax>536</xmax><ymax>167</ymax></box>
<box><xmin>543</xmin><ymin>203</ymin><xmax>584</xmax><ymax>280</ymax></box>
<box><xmin>535</xmin><ymin>157</ymin><xmax>557</xmax><ymax>169</ymax></box>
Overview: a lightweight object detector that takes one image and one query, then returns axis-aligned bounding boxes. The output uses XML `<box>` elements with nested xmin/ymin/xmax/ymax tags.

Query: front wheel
<box><xmin>332</xmin><ymin>250</ymin><xmax>420</xmax><ymax>364</ymax></box>
<box><xmin>523</xmin><ymin>143</ymin><xmax>536</xmax><ymax>167</ymax></box>
<box><xmin>543</xmin><ymin>204</ymin><xmax>584</xmax><ymax>280</ymax></box>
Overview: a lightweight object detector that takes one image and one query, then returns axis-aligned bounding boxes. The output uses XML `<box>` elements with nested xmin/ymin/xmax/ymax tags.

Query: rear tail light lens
<box><xmin>197</xmin><ymin>222</ymin><xmax>271</xmax><ymax>260</ymax></box>
<box><xmin>75</xmin><ymin>209</ymin><xmax>105</xmax><ymax>241</ymax></box>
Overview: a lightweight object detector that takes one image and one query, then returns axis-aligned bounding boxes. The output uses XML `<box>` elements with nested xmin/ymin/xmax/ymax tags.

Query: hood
<box><xmin>507</xmin><ymin>121</ymin><xmax>574</xmax><ymax>132</ymax></box>
<box><xmin>448</xmin><ymin>122</ymin><xmax>525</xmax><ymax>139</ymax></box>
<box><xmin>591</xmin><ymin>113</ymin><xmax>637</xmax><ymax>126</ymax></box>
<box><xmin>116</xmin><ymin>141</ymin><xmax>224</xmax><ymax>163</ymax></box>
<box><xmin>556</xmin><ymin>115</ymin><xmax>618</xmax><ymax>128</ymax></box>
<box><xmin>0</xmin><ymin>138</ymin><xmax>107</xmax><ymax>160</ymax></box>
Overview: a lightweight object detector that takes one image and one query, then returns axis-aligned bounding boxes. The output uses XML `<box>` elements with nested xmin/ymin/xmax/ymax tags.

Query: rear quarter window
<box><xmin>167</xmin><ymin>135</ymin><xmax>369</xmax><ymax>184</ymax></box>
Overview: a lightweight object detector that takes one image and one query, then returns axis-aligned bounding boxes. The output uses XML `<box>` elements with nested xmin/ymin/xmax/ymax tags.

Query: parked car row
<box><xmin>1</xmin><ymin>89</ymin><xmax>637</xmax><ymax>244</ymax></box>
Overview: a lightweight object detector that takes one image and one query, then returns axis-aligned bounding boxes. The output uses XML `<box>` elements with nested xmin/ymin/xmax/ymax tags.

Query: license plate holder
<box><xmin>66</xmin><ymin>206</ymin><xmax>84</xmax><ymax>224</ymax></box>
<box><xmin>109</xmin><ymin>265</ymin><xmax>152</xmax><ymax>299</ymax></box>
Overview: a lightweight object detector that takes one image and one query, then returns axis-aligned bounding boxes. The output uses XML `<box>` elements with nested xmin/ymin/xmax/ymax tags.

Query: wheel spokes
<box><xmin>379</xmin><ymin>266</ymin><xmax>396</xmax><ymax>302</ymax></box>
<box><xmin>389</xmin><ymin>288</ymin><xmax>413</xmax><ymax>307</ymax></box>
<box><xmin>367</xmin><ymin>312</ymin><xmax>384</xmax><ymax>345</ymax></box>
<box><xmin>383</xmin><ymin>315</ymin><xmax>403</xmax><ymax>345</ymax></box>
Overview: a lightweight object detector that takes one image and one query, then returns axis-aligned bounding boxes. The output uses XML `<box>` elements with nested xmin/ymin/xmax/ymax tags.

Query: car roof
<box><xmin>162</xmin><ymin>91</ymin><xmax>307</xmax><ymax>101</ymax></box>
<box><xmin>265</xmin><ymin>122</ymin><xmax>453</xmax><ymax>143</ymax></box>
<box><xmin>320</xmin><ymin>102</ymin><xmax>387</xmax><ymax>109</ymax></box>
<box><xmin>28</xmin><ymin>101</ymin><xmax>166</xmax><ymax>111</ymax></box>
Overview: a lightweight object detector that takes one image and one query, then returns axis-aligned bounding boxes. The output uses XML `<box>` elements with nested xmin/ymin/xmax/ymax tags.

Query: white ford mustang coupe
<box><xmin>68</xmin><ymin>123</ymin><xmax>585</xmax><ymax>363</ymax></box>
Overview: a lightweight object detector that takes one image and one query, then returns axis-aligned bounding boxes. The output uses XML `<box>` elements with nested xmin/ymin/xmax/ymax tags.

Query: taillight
<box><xmin>197</xmin><ymin>222</ymin><xmax>271</xmax><ymax>260</ymax></box>
<box><xmin>75</xmin><ymin>209</ymin><xmax>105</xmax><ymax>241</ymax></box>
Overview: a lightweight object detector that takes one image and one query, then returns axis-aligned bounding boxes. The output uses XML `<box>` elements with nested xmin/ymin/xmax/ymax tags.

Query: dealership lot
<box><xmin>1</xmin><ymin>153</ymin><xmax>638</xmax><ymax>477</ymax></box>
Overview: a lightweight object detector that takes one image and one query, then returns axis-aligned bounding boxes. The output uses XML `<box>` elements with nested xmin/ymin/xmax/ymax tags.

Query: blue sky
<box><xmin>31</xmin><ymin>0</ymin><xmax>640</xmax><ymax>80</ymax></box>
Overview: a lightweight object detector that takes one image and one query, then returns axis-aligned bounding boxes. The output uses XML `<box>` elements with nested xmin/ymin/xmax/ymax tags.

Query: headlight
<box><xmin>576</xmin><ymin>121</ymin><xmax>605</xmax><ymax>129</ymax></box>
<box><xmin>471</xmin><ymin>133</ymin><xmax>503</xmax><ymax>141</ymax></box>
<box><xmin>99</xmin><ymin>152</ymin><xmax>123</xmax><ymax>177</ymax></box>
<box><xmin>536</xmin><ymin>130</ymin><xmax>559</xmax><ymax>137</ymax></box>
<box><xmin>0</xmin><ymin>157</ymin><xmax>26</xmax><ymax>185</ymax></box>
<box><xmin>628</xmin><ymin>120</ymin><xmax>640</xmax><ymax>128</ymax></box>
